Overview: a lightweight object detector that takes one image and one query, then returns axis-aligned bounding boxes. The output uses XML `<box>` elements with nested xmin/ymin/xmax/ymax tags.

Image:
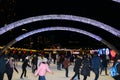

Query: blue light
<box><xmin>98</xmin><ymin>49</ymin><xmax>103</xmax><ymax>55</ymax></box>
<box><xmin>106</xmin><ymin>48</ymin><xmax>110</xmax><ymax>55</ymax></box>
<box><xmin>102</xmin><ymin>48</ymin><xmax>106</xmax><ymax>54</ymax></box>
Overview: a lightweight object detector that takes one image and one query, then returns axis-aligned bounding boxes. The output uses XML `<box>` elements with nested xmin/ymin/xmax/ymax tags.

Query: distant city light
<box><xmin>0</xmin><ymin>14</ymin><xmax>120</xmax><ymax>37</ymax></box>
<box><xmin>110</xmin><ymin>50</ymin><xmax>116</xmax><ymax>57</ymax></box>
<box><xmin>22</xmin><ymin>28</ymin><xmax>27</xmax><ymax>31</ymax></box>
<box><xmin>15</xmin><ymin>26</ymin><xmax>117</xmax><ymax>51</ymax></box>
<box><xmin>106</xmin><ymin>48</ymin><xmax>110</xmax><ymax>55</ymax></box>
<box><xmin>2</xmin><ymin>26</ymin><xmax>119</xmax><ymax>55</ymax></box>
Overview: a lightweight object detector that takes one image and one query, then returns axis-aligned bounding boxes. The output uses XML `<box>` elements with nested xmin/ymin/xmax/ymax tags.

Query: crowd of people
<box><xmin>0</xmin><ymin>51</ymin><xmax>120</xmax><ymax>80</ymax></box>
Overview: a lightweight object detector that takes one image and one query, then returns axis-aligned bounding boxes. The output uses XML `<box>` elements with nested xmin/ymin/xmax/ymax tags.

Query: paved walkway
<box><xmin>4</xmin><ymin>62</ymin><xmax>114</xmax><ymax>80</ymax></box>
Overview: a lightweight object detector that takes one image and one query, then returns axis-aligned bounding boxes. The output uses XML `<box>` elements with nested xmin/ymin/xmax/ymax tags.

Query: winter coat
<box><xmin>22</xmin><ymin>59</ymin><xmax>31</xmax><ymax>69</ymax></box>
<box><xmin>91</xmin><ymin>55</ymin><xmax>101</xmax><ymax>73</ymax></box>
<box><xmin>62</xmin><ymin>59</ymin><xmax>70</xmax><ymax>68</ymax></box>
<box><xmin>0</xmin><ymin>55</ymin><xmax>6</xmax><ymax>74</ymax></box>
<box><xmin>73</xmin><ymin>58</ymin><xmax>82</xmax><ymax>72</ymax></box>
<box><xmin>81</xmin><ymin>59</ymin><xmax>91</xmax><ymax>76</ymax></box>
<box><xmin>35</xmin><ymin>62</ymin><xmax>52</xmax><ymax>76</ymax></box>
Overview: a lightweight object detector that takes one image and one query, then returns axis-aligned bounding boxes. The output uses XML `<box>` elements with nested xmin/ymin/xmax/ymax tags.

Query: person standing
<box><xmin>91</xmin><ymin>52</ymin><xmax>101</xmax><ymax>80</ymax></box>
<box><xmin>20</xmin><ymin>56</ymin><xmax>31</xmax><ymax>79</ymax></box>
<box><xmin>62</xmin><ymin>57</ymin><xmax>71</xmax><ymax>77</ymax></box>
<box><xmin>35</xmin><ymin>58</ymin><xmax>54</xmax><ymax>80</ymax></box>
<box><xmin>70</xmin><ymin>54</ymin><xmax>82</xmax><ymax>80</ymax></box>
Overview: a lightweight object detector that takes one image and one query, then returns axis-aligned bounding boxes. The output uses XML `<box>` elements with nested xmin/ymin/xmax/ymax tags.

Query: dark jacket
<box><xmin>22</xmin><ymin>59</ymin><xmax>31</xmax><ymax>69</ymax></box>
<box><xmin>62</xmin><ymin>59</ymin><xmax>70</xmax><ymax>68</ymax></box>
<box><xmin>0</xmin><ymin>55</ymin><xmax>6</xmax><ymax>74</ymax></box>
<box><xmin>91</xmin><ymin>55</ymin><xmax>101</xmax><ymax>73</ymax></box>
<box><xmin>81</xmin><ymin>59</ymin><xmax>91</xmax><ymax>76</ymax></box>
<box><xmin>73</xmin><ymin>57</ymin><xmax>82</xmax><ymax>72</ymax></box>
<box><xmin>101</xmin><ymin>54</ymin><xmax>108</xmax><ymax>67</ymax></box>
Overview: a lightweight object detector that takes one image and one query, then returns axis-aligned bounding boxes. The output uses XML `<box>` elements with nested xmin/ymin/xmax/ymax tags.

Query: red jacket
<box><xmin>63</xmin><ymin>59</ymin><xmax>70</xmax><ymax>68</ymax></box>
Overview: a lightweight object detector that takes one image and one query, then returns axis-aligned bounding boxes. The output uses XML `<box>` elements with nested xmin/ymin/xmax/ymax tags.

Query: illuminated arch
<box><xmin>1</xmin><ymin>26</ymin><xmax>120</xmax><ymax>54</ymax></box>
<box><xmin>0</xmin><ymin>14</ymin><xmax>120</xmax><ymax>37</ymax></box>
<box><xmin>113</xmin><ymin>0</ymin><xmax>120</xmax><ymax>3</ymax></box>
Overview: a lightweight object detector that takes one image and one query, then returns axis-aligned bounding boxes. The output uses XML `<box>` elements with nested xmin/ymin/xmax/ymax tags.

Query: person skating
<box><xmin>35</xmin><ymin>57</ymin><xmax>54</xmax><ymax>80</ymax></box>
<box><xmin>6</xmin><ymin>57</ymin><xmax>19</xmax><ymax>80</ymax></box>
<box><xmin>70</xmin><ymin>54</ymin><xmax>82</xmax><ymax>80</ymax></box>
<box><xmin>20</xmin><ymin>56</ymin><xmax>31</xmax><ymax>79</ymax></box>
<box><xmin>81</xmin><ymin>55</ymin><xmax>91</xmax><ymax>80</ymax></box>
<box><xmin>62</xmin><ymin>57</ymin><xmax>71</xmax><ymax>77</ymax></box>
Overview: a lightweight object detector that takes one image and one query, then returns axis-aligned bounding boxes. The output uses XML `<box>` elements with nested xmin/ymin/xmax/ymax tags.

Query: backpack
<box><xmin>110</xmin><ymin>62</ymin><xmax>119</xmax><ymax>77</ymax></box>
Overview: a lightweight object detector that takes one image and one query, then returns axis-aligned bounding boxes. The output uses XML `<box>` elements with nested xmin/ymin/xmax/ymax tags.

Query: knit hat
<box><xmin>42</xmin><ymin>58</ymin><xmax>48</xmax><ymax>63</ymax></box>
<box><xmin>25</xmin><ymin>56</ymin><xmax>29</xmax><ymax>59</ymax></box>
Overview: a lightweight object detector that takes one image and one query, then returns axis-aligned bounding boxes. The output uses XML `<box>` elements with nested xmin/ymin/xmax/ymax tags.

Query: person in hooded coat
<box><xmin>81</xmin><ymin>55</ymin><xmax>91</xmax><ymax>80</ymax></box>
<box><xmin>91</xmin><ymin>52</ymin><xmax>101</xmax><ymax>80</ymax></box>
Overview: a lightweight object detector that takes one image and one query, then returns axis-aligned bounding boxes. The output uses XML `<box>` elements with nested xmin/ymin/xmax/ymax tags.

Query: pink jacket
<box><xmin>35</xmin><ymin>63</ymin><xmax>52</xmax><ymax>76</ymax></box>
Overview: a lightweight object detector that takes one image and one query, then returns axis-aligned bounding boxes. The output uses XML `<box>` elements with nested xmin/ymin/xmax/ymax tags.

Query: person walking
<box><xmin>81</xmin><ymin>55</ymin><xmax>91</xmax><ymax>80</ymax></box>
<box><xmin>20</xmin><ymin>56</ymin><xmax>31</xmax><ymax>79</ymax></box>
<box><xmin>62</xmin><ymin>57</ymin><xmax>71</xmax><ymax>77</ymax></box>
<box><xmin>70</xmin><ymin>54</ymin><xmax>82</xmax><ymax>80</ymax></box>
<box><xmin>35</xmin><ymin>57</ymin><xmax>54</xmax><ymax>80</ymax></box>
<box><xmin>91</xmin><ymin>52</ymin><xmax>101</xmax><ymax>80</ymax></box>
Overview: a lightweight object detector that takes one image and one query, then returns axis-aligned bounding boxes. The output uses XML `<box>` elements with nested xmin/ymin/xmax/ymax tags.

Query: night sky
<box><xmin>0</xmin><ymin>0</ymin><xmax>120</xmax><ymax>50</ymax></box>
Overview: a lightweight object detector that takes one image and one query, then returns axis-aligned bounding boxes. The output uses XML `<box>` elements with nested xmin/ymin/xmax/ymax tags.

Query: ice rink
<box><xmin>4</xmin><ymin>62</ymin><xmax>114</xmax><ymax>80</ymax></box>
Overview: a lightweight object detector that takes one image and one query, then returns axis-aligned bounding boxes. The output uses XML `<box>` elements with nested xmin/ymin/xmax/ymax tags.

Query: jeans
<box><xmin>39</xmin><ymin>76</ymin><xmax>46</xmax><ymax>80</ymax></box>
<box><xmin>0</xmin><ymin>73</ymin><xmax>4</xmax><ymax>80</ymax></box>
<box><xmin>71</xmin><ymin>71</ymin><xmax>80</xmax><ymax>80</ymax></box>
<box><xmin>57</xmin><ymin>62</ymin><xmax>61</xmax><ymax>70</ymax></box>
<box><xmin>6</xmin><ymin>69</ymin><xmax>13</xmax><ymax>80</ymax></box>
<box><xmin>20</xmin><ymin>68</ymin><xmax>27</xmax><ymax>78</ymax></box>
<box><xmin>65</xmin><ymin>68</ymin><xmax>68</xmax><ymax>77</ymax></box>
<box><xmin>100</xmin><ymin>66</ymin><xmax>108</xmax><ymax>75</ymax></box>
<box><xmin>93</xmin><ymin>70</ymin><xmax>99</xmax><ymax>80</ymax></box>
<box><xmin>83</xmin><ymin>75</ymin><xmax>87</xmax><ymax>80</ymax></box>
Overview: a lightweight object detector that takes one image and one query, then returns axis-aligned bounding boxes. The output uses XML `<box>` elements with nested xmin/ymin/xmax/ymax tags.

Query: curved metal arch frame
<box><xmin>0</xmin><ymin>14</ymin><xmax>120</xmax><ymax>37</ymax></box>
<box><xmin>1</xmin><ymin>26</ymin><xmax>119</xmax><ymax>54</ymax></box>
